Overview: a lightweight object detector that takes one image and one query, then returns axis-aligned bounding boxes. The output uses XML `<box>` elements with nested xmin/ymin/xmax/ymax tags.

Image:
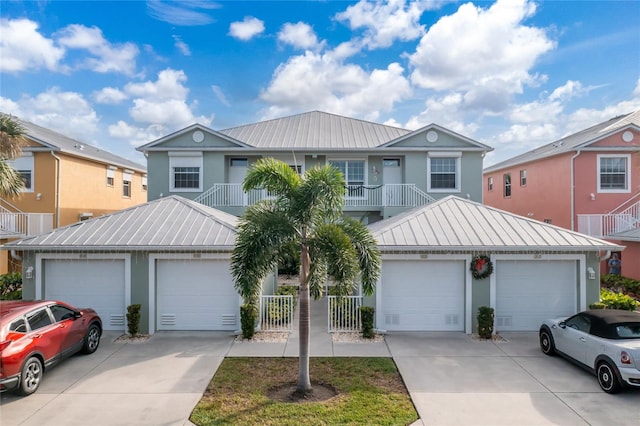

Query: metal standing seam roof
<box><xmin>484</xmin><ymin>110</ymin><xmax>640</xmax><ymax>173</ymax></box>
<box><xmin>15</xmin><ymin>117</ymin><xmax>146</xmax><ymax>172</ymax></box>
<box><xmin>368</xmin><ymin>196</ymin><xmax>625</xmax><ymax>251</ymax></box>
<box><xmin>3</xmin><ymin>196</ymin><xmax>238</xmax><ymax>250</ymax></box>
<box><xmin>218</xmin><ymin>110</ymin><xmax>412</xmax><ymax>149</ymax></box>
<box><xmin>610</xmin><ymin>227</ymin><xmax>640</xmax><ymax>242</ymax></box>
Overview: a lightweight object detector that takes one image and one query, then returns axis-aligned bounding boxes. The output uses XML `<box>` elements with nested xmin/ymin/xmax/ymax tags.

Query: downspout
<box><xmin>51</xmin><ymin>151</ymin><xmax>61</xmax><ymax>227</ymax></box>
<box><xmin>570</xmin><ymin>150</ymin><xmax>582</xmax><ymax>231</ymax></box>
<box><xmin>10</xmin><ymin>250</ymin><xmax>22</xmax><ymax>261</ymax></box>
<box><xmin>599</xmin><ymin>251</ymin><xmax>612</xmax><ymax>262</ymax></box>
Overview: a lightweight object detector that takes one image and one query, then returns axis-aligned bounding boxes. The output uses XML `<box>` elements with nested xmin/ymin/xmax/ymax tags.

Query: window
<box><xmin>106</xmin><ymin>166</ymin><xmax>116</xmax><ymax>187</ymax></box>
<box><xmin>9</xmin><ymin>318</ymin><xmax>27</xmax><ymax>333</ymax></box>
<box><xmin>598</xmin><ymin>155</ymin><xmax>630</xmax><ymax>192</ymax></box>
<box><xmin>50</xmin><ymin>305</ymin><xmax>76</xmax><ymax>322</ymax></box>
<box><xmin>170</xmin><ymin>153</ymin><xmax>202</xmax><ymax>192</ymax></box>
<box><xmin>488</xmin><ymin>177</ymin><xmax>494</xmax><ymax>191</ymax></box>
<box><xmin>544</xmin><ymin>218</ymin><xmax>552</xmax><ymax>224</ymax></box>
<box><xmin>26</xmin><ymin>309</ymin><xmax>52</xmax><ymax>331</ymax></box>
<box><xmin>427</xmin><ymin>153</ymin><xmax>460</xmax><ymax>192</ymax></box>
<box><xmin>9</xmin><ymin>154</ymin><xmax>34</xmax><ymax>192</ymax></box>
<box><xmin>329</xmin><ymin>160</ymin><xmax>365</xmax><ymax>197</ymax></box>
<box><xmin>503</xmin><ymin>173</ymin><xmax>511</xmax><ymax>197</ymax></box>
<box><xmin>520</xmin><ymin>169</ymin><xmax>527</xmax><ymax>186</ymax></box>
<box><xmin>122</xmin><ymin>170</ymin><xmax>132</xmax><ymax>197</ymax></box>
<box><xmin>565</xmin><ymin>314</ymin><xmax>591</xmax><ymax>333</ymax></box>
<box><xmin>142</xmin><ymin>175</ymin><xmax>148</xmax><ymax>191</ymax></box>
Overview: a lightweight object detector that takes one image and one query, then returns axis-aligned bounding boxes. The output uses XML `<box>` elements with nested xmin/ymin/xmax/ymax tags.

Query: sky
<box><xmin>1</xmin><ymin>0</ymin><xmax>639</xmax><ymax>168</ymax></box>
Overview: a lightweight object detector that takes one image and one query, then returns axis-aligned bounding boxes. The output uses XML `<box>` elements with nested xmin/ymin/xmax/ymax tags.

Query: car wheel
<box><xmin>597</xmin><ymin>361</ymin><xmax>622</xmax><ymax>394</ymax></box>
<box><xmin>18</xmin><ymin>357</ymin><xmax>43</xmax><ymax>396</ymax></box>
<box><xmin>82</xmin><ymin>323</ymin><xmax>101</xmax><ymax>354</ymax></box>
<box><xmin>539</xmin><ymin>329</ymin><xmax>556</xmax><ymax>356</ymax></box>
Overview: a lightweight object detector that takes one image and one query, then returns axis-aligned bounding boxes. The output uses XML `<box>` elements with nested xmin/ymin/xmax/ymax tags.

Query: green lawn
<box><xmin>190</xmin><ymin>357</ymin><xmax>418</xmax><ymax>426</ymax></box>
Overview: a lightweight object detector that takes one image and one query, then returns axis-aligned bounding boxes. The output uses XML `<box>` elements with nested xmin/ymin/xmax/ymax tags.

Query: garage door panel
<box><xmin>45</xmin><ymin>259</ymin><xmax>126</xmax><ymax>331</ymax></box>
<box><xmin>496</xmin><ymin>260</ymin><xmax>576</xmax><ymax>331</ymax></box>
<box><xmin>381</xmin><ymin>260</ymin><xmax>465</xmax><ymax>331</ymax></box>
<box><xmin>157</xmin><ymin>260</ymin><xmax>238</xmax><ymax>331</ymax></box>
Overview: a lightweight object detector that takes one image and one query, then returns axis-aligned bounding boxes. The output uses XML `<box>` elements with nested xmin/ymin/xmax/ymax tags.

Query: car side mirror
<box><xmin>74</xmin><ymin>311</ymin><xmax>83</xmax><ymax>319</ymax></box>
<box><xmin>559</xmin><ymin>321</ymin><xmax>566</xmax><ymax>329</ymax></box>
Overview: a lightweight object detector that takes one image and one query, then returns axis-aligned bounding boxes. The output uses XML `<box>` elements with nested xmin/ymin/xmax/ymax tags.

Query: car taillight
<box><xmin>0</xmin><ymin>340</ymin><xmax>11</xmax><ymax>353</ymax></box>
<box><xmin>621</xmin><ymin>351</ymin><xmax>631</xmax><ymax>365</ymax></box>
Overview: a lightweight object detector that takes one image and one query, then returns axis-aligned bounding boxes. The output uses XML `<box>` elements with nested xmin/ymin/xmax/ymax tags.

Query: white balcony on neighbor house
<box><xmin>0</xmin><ymin>211</ymin><xmax>54</xmax><ymax>239</ymax></box>
<box><xmin>194</xmin><ymin>183</ymin><xmax>436</xmax><ymax>209</ymax></box>
<box><xmin>577</xmin><ymin>200</ymin><xmax>640</xmax><ymax>239</ymax></box>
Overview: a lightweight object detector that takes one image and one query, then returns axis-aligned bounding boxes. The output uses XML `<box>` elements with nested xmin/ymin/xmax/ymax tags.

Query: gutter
<box><xmin>570</xmin><ymin>150</ymin><xmax>582</xmax><ymax>231</ymax></box>
<box><xmin>51</xmin><ymin>151</ymin><xmax>61</xmax><ymax>228</ymax></box>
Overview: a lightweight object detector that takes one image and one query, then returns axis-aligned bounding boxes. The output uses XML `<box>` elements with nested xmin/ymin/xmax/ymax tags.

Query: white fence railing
<box><xmin>578</xmin><ymin>212</ymin><xmax>639</xmax><ymax>238</ymax></box>
<box><xmin>0</xmin><ymin>212</ymin><xmax>54</xmax><ymax>238</ymax></box>
<box><xmin>259</xmin><ymin>295</ymin><xmax>294</xmax><ymax>332</ymax></box>
<box><xmin>328</xmin><ymin>296</ymin><xmax>363</xmax><ymax>333</ymax></box>
<box><xmin>195</xmin><ymin>183</ymin><xmax>436</xmax><ymax>209</ymax></box>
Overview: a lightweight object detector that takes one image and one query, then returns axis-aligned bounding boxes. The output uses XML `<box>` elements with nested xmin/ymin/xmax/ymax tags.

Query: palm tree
<box><xmin>0</xmin><ymin>114</ymin><xmax>27</xmax><ymax>197</ymax></box>
<box><xmin>231</xmin><ymin>158</ymin><xmax>381</xmax><ymax>394</ymax></box>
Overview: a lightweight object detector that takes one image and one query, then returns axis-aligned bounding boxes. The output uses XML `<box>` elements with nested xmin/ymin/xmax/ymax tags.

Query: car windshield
<box><xmin>614</xmin><ymin>322</ymin><xmax>640</xmax><ymax>339</ymax></box>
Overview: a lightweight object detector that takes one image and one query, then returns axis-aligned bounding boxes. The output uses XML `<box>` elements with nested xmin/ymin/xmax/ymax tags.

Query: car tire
<box><xmin>596</xmin><ymin>361</ymin><xmax>622</xmax><ymax>394</ymax></box>
<box><xmin>17</xmin><ymin>356</ymin><xmax>43</xmax><ymax>396</ymax></box>
<box><xmin>82</xmin><ymin>323</ymin><xmax>101</xmax><ymax>354</ymax></box>
<box><xmin>539</xmin><ymin>329</ymin><xmax>556</xmax><ymax>356</ymax></box>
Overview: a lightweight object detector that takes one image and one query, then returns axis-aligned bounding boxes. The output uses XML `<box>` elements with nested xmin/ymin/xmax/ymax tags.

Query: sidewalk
<box><xmin>227</xmin><ymin>296</ymin><xmax>391</xmax><ymax>357</ymax></box>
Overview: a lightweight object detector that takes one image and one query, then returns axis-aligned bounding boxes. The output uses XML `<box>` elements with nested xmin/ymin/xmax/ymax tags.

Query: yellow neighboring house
<box><xmin>0</xmin><ymin>117</ymin><xmax>147</xmax><ymax>273</ymax></box>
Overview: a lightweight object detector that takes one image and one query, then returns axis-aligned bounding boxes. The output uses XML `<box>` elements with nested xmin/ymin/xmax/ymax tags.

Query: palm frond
<box><xmin>0</xmin><ymin>160</ymin><xmax>25</xmax><ymax>198</ymax></box>
<box><xmin>338</xmin><ymin>217</ymin><xmax>381</xmax><ymax>296</ymax></box>
<box><xmin>293</xmin><ymin>165</ymin><xmax>345</xmax><ymax>224</ymax></box>
<box><xmin>242</xmin><ymin>158</ymin><xmax>300</xmax><ymax>197</ymax></box>
<box><xmin>310</xmin><ymin>223</ymin><xmax>359</xmax><ymax>294</ymax></box>
<box><xmin>0</xmin><ymin>114</ymin><xmax>27</xmax><ymax>159</ymax></box>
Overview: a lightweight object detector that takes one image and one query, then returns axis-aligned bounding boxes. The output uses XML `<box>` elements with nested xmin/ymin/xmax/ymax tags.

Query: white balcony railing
<box><xmin>0</xmin><ymin>212</ymin><xmax>54</xmax><ymax>238</ymax></box>
<box><xmin>195</xmin><ymin>183</ymin><xmax>436</xmax><ymax>209</ymax></box>
<box><xmin>577</xmin><ymin>211</ymin><xmax>639</xmax><ymax>239</ymax></box>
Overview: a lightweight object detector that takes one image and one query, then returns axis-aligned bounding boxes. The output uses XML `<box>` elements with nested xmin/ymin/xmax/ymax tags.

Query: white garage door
<box><xmin>496</xmin><ymin>260</ymin><xmax>577</xmax><ymax>331</ymax></box>
<box><xmin>45</xmin><ymin>259</ymin><xmax>126</xmax><ymax>331</ymax></box>
<box><xmin>157</xmin><ymin>259</ymin><xmax>239</xmax><ymax>330</ymax></box>
<box><xmin>381</xmin><ymin>260</ymin><xmax>465</xmax><ymax>331</ymax></box>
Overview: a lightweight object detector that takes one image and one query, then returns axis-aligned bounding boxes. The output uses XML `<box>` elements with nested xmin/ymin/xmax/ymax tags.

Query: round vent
<box><xmin>426</xmin><ymin>130</ymin><xmax>438</xmax><ymax>143</ymax></box>
<box><xmin>622</xmin><ymin>130</ymin><xmax>634</xmax><ymax>143</ymax></box>
<box><xmin>192</xmin><ymin>130</ymin><xmax>205</xmax><ymax>143</ymax></box>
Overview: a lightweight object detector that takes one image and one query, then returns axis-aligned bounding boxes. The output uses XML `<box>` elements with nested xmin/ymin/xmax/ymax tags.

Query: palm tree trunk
<box><xmin>297</xmin><ymin>243</ymin><xmax>312</xmax><ymax>392</ymax></box>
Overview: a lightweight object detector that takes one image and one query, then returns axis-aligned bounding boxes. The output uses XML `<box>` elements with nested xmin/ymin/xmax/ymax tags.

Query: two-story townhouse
<box><xmin>0</xmin><ymin>117</ymin><xmax>147</xmax><ymax>273</ymax></box>
<box><xmin>483</xmin><ymin>110</ymin><xmax>640</xmax><ymax>279</ymax></box>
<box><xmin>137</xmin><ymin>111</ymin><xmax>492</xmax><ymax>223</ymax></box>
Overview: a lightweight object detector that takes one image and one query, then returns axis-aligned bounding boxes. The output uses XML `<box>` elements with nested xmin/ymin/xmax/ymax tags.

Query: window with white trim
<box><xmin>427</xmin><ymin>152</ymin><xmax>461</xmax><ymax>192</ymax></box>
<box><xmin>9</xmin><ymin>154</ymin><xmax>34</xmax><ymax>192</ymax></box>
<box><xmin>142</xmin><ymin>174</ymin><xmax>147</xmax><ymax>191</ymax></box>
<box><xmin>122</xmin><ymin>170</ymin><xmax>132</xmax><ymax>197</ymax></box>
<box><xmin>487</xmin><ymin>177</ymin><xmax>493</xmax><ymax>191</ymax></box>
<box><xmin>520</xmin><ymin>169</ymin><xmax>527</xmax><ymax>186</ymax></box>
<box><xmin>503</xmin><ymin>173</ymin><xmax>511</xmax><ymax>197</ymax></box>
<box><xmin>329</xmin><ymin>160</ymin><xmax>365</xmax><ymax>197</ymax></box>
<box><xmin>106</xmin><ymin>166</ymin><xmax>116</xmax><ymax>187</ymax></box>
<box><xmin>597</xmin><ymin>155</ymin><xmax>630</xmax><ymax>192</ymax></box>
<box><xmin>170</xmin><ymin>153</ymin><xmax>203</xmax><ymax>192</ymax></box>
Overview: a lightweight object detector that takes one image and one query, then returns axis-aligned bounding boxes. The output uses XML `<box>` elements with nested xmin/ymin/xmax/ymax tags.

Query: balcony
<box><xmin>577</xmin><ymin>201</ymin><xmax>640</xmax><ymax>239</ymax></box>
<box><xmin>194</xmin><ymin>183</ymin><xmax>436</xmax><ymax>210</ymax></box>
<box><xmin>0</xmin><ymin>211</ymin><xmax>54</xmax><ymax>239</ymax></box>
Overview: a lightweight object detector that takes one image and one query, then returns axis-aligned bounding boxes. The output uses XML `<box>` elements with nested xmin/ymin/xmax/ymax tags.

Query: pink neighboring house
<box><xmin>483</xmin><ymin>111</ymin><xmax>640</xmax><ymax>280</ymax></box>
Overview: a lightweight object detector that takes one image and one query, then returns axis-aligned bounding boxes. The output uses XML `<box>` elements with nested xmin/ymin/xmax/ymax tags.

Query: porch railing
<box><xmin>577</xmin><ymin>210</ymin><xmax>639</xmax><ymax>238</ymax></box>
<box><xmin>195</xmin><ymin>183</ymin><xmax>436</xmax><ymax>209</ymax></box>
<box><xmin>328</xmin><ymin>295</ymin><xmax>363</xmax><ymax>333</ymax></box>
<box><xmin>259</xmin><ymin>295</ymin><xmax>294</xmax><ymax>332</ymax></box>
<box><xmin>0</xmin><ymin>212</ymin><xmax>54</xmax><ymax>238</ymax></box>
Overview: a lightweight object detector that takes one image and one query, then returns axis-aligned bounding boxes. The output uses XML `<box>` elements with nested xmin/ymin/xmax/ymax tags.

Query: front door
<box><xmin>229</xmin><ymin>158</ymin><xmax>248</xmax><ymax>205</ymax></box>
<box><xmin>383</xmin><ymin>159</ymin><xmax>402</xmax><ymax>206</ymax></box>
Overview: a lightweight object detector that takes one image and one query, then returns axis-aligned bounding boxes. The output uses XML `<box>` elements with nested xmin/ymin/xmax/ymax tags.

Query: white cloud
<box><xmin>335</xmin><ymin>0</ymin><xmax>430</xmax><ymax>49</ymax></box>
<box><xmin>93</xmin><ymin>87</ymin><xmax>128</xmax><ymax>104</ymax></box>
<box><xmin>409</xmin><ymin>0</ymin><xmax>555</xmax><ymax>112</ymax></box>
<box><xmin>228</xmin><ymin>16</ymin><xmax>265</xmax><ymax>41</ymax></box>
<box><xmin>278</xmin><ymin>22</ymin><xmax>323</xmax><ymax>50</ymax></box>
<box><xmin>173</xmin><ymin>35</ymin><xmax>191</xmax><ymax>56</ymax></box>
<box><xmin>0</xmin><ymin>18</ymin><xmax>65</xmax><ymax>73</ymax></box>
<box><xmin>56</xmin><ymin>24</ymin><xmax>139</xmax><ymax>75</ymax></box>
<box><xmin>147</xmin><ymin>0</ymin><xmax>218</xmax><ymax>26</ymax></box>
<box><xmin>634</xmin><ymin>78</ymin><xmax>640</xmax><ymax>97</ymax></box>
<box><xmin>211</xmin><ymin>85</ymin><xmax>231</xmax><ymax>107</ymax></box>
<box><xmin>109</xmin><ymin>120</ymin><xmax>171</xmax><ymax>149</ymax></box>
<box><xmin>260</xmin><ymin>51</ymin><xmax>411</xmax><ymax>120</ymax></box>
<box><xmin>124</xmin><ymin>69</ymin><xmax>189</xmax><ymax>101</ymax></box>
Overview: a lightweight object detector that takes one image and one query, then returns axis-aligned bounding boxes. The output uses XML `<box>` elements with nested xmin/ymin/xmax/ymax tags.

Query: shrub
<box><xmin>601</xmin><ymin>274</ymin><xmax>640</xmax><ymax>295</ymax></box>
<box><xmin>0</xmin><ymin>272</ymin><xmax>22</xmax><ymax>300</ymax></box>
<box><xmin>477</xmin><ymin>306</ymin><xmax>494</xmax><ymax>339</ymax></box>
<box><xmin>360</xmin><ymin>306</ymin><xmax>375</xmax><ymax>338</ymax></box>
<box><xmin>240</xmin><ymin>304</ymin><xmax>258</xmax><ymax>339</ymax></box>
<box><xmin>278</xmin><ymin>241</ymin><xmax>300</xmax><ymax>276</ymax></box>
<box><xmin>589</xmin><ymin>302</ymin><xmax>606</xmax><ymax>310</ymax></box>
<box><xmin>126</xmin><ymin>304</ymin><xmax>141</xmax><ymax>336</ymax></box>
<box><xmin>276</xmin><ymin>285</ymin><xmax>298</xmax><ymax>310</ymax></box>
<box><xmin>599</xmin><ymin>289</ymin><xmax>639</xmax><ymax>311</ymax></box>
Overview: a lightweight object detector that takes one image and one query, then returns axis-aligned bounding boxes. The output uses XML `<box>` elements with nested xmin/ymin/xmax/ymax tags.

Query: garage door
<box><xmin>496</xmin><ymin>260</ymin><xmax>577</xmax><ymax>331</ymax></box>
<box><xmin>45</xmin><ymin>259</ymin><xmax>126</xmax><ymax>331</ymax></box>
<box><xmin>156</xmin><ymin>259</ymin><xmax>239</xmax><ymax>330</ymax></box>
<box><xmin>381</xmin><ymin>260</ymin><xmax>465</xmax><ymax>331</ymax></box>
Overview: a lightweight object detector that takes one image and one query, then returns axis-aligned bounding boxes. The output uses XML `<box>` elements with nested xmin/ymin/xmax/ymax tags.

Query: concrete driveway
<box><xmin>0</xmin><ymin>331</ymin><xmax>234</xmax><ymax>426</ymax></box>
<box><xmin>386</xmin><ymin>332</ymin><xmax>640</xmax><ymax>426</ymax></box>
<box><xmin>2</xmin><ymin>328</ymin><xmax>639</xmax><ymax>426</ymax></box>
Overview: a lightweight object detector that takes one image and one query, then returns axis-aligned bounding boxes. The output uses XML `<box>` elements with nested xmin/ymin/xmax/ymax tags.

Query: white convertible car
<box><xmin>539</xmin><ymin>309</ymin><xmax>640</xmax><ymax>393</ymax></box>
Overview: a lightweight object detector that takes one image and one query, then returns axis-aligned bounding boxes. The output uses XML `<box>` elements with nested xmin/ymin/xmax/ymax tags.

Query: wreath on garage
<box><xmin>471</xmin><ymin>255</ymin><xmax>493</xmax><ymax>280</ymax></box>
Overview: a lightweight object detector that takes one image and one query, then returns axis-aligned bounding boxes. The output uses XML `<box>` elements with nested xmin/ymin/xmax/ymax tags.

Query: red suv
<box><xmin>0</xmin><ymin>300</ymin><xmax>102</xmax><ymax>395</ymax></box>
